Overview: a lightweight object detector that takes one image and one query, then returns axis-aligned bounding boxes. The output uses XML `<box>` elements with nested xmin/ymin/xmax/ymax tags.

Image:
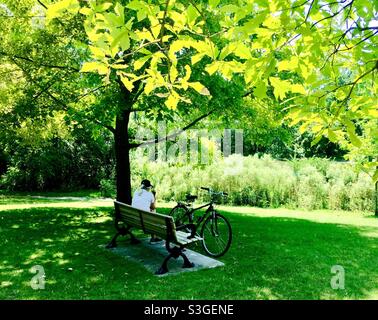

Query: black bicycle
<box><xmin>169</xmin><ymin>187</ymin><xmax>232</xmax><ymax>258</ymax></box>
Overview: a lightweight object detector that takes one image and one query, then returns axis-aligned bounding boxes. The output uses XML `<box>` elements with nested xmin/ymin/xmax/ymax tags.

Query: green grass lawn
<box><xmin>0</xmin><ymin>189</ymin><xmax>103</xmax><ymax>206</ymax></box>
<box><xmin>0</xmin><ymin>196</ymin><xmax>377</xmax><ymax>300</ymax></box>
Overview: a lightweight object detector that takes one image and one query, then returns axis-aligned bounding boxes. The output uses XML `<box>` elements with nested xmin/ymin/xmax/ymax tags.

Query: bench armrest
<box><xmin>176</xmin><ymin>223</ymin><xmax>197</xmax><ymax>239</ymax></box>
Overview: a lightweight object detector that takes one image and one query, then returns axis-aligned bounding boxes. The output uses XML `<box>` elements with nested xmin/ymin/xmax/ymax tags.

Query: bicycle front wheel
<box><xmin>201</xmin><ymin>212</ymin><xmax>232</xmax><ymax>258</ymax></box>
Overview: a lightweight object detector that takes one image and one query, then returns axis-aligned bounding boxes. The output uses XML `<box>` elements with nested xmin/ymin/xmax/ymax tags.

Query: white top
<box><xmin>131</xmin><ymin>189</ymin><xmax>155</xmax><ymax>212</ymax></box>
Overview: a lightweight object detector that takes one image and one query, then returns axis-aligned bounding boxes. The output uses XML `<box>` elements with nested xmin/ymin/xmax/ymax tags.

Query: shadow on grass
<box><xmin>0</xmin><ymin>206</ymin><xmax>377</xmax><ymax>299</ymax></box>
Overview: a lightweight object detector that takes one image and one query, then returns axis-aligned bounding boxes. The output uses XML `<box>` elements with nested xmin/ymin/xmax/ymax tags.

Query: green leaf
<box><xmin>110</xmin><ymin>64</ymin><xmax>127</xmax><ymax>70</ymax></box>
<box><xmin>205</xmin><ymin>62</ymin><xmax>220</xmax><ymax>75</ymax></box>
<box><xmin>126</xmin><ymin>0</ymin><xmax>142</xmax><ymax>11</ymax></box>
<box><xmin>187</xmin><ymin>5</ymin><xmax>200</xmax><ymax>25</ymax></box>
<box><xmin>79</xmin><ymin>7</ymin><xmax>93</xmax><ymax>16</ymax></box>
<box><xmin>169</xmin><ymin>39</ymin><xmax>195</xmax><ymax>60</ymax></box>
<box><xmin>220</xmin><ymin>42</ymin><xmax>252</xmax><ymax>60</ymax></box>
<box><xmin>134</xmin><ymin>56</ymin><xmax>150</xmax><ymax>71</ymax></box>
<box><xmin>188</xmin><ymin>82</ymin><xmax>210</xmax><ymax>95</ymax></box>
<box><xmin>110</xmin><ymin>29</ymin><xmax>130</xmax><ymax>52</ymax></box>
<box><xmin>144</xmin><ymin>80</ymin><xmax>155</xmax><ymax>95</ymax></box>
<box><xmin>327</xmin><ymin>128</ymin><xmax>338</xmax><ymax>143</ymax></box>
<box><xmin>165</xmin><ymin>93</ymin><xmax>180</xmax><ymax>110</ymax></box>
<box><xmin>183</xmin><ymin>65</ymin><xmax>192</xmax><ymax>82</ymax></box>
<box><xmin>89</xmin><ymin>46</ymin><xmax>105</xmax><ymax>59</ymax></box>
<box><xmin>277</xmin><ymin>57</ymin><xmax>298</xmax><ymax>72</ymax></box>
<box><xmin>263</xmin><ymin>15</ymin><xmax>281</xmax><ymax>29</ymax></box>
<box><xmin>290</xmin><ymin>84</ymin><xmax>306</xmax><ymax>94</ymax></box>
<box><xmin>311</xmin><ymin>134</ymin><xmax>322</xmax><ymax>147</ymax></box>
<box><xmin>119</xmin><ymin>74</ymin><xmax>134</xmax><ymax>91</ymax></box>
<box><xmin>254</xmin><ymin>81</ymin><xmax>267</xmax><ymax>99</ymax></box>
<box><xmin>169</xmin><ymin>65</ymin><xmax>178</xmax><ymax>82</ymax></box>
<box><xmin>81</xmin><ymin>61</ymin><xmax>108</xmax><ymax>75</ymax></box>
<box><xmin>114</xmin><ymin>2</ymin><xmax>125</xmax><ymax>19</ymax></box>
<box><xmin>191</xmin><ymin>53</ymin><xmax>205</xmax><ymax>65</ymax></box>
<box><xmin>346</xmin><ymin>127</ymin><xmax>362</xmax><ymax>147</ymax></box>
<box><xmin>269</xmin><ymin>77</ymin><xmax>291</xmax><ymax>100</ymax></box>
<box><xmin>46</xmin><ymin>0</ymin><xmax>80</xmax><ymax>22</ymax></box>
<box><xmin>209</xmin><ymin>0</ymin><xmax>220</xmax><ymax>9</ymax></box>
<box><xmin>96</xmin><ymin>3</ymin><xmax>112</xmax><ymax>12</ymax></box>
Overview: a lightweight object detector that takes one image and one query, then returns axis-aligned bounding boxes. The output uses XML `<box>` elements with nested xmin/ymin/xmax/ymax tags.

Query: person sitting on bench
<box><xmin>131</xmin><ymin>179</ymin><xmax>162</xmax><ymax>244</ymax></box>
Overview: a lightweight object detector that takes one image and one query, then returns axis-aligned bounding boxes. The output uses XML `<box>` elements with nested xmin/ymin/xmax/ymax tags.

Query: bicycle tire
<box><xmin>200</xmin><ymin>212</ymin><xmax>232</xmax><ymax>258</ymax></box>
<box><xmin>169</xmin><ymin>204</ymin><xmax>191</xmax><ymax>226</ymax></box>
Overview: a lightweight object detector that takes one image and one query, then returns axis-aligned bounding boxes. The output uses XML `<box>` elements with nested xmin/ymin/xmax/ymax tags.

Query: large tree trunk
<box><xmin>115</xmin><ymin>109</ymin><xmax>132</xmax><ymax>204</ymax></box>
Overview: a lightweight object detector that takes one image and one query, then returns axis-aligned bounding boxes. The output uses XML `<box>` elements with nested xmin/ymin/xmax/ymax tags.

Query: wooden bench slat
<box><xmin>119</xmin><ymin>214</ymin><xmax>144</xmax><ymax>229</ymax></box>
<box><xmin>114</xmin><ymin>201</ymin><xmax>202</xmax><ymax>247</ymax></box>
<box><xmin>115</xmin><ymin>201</ymin><xmax>178</xmax><ymax>241</ymax></box>
<box><xmin>175</xmin><ymin>231</ymin><xmax>202</xmax><ymax>245</ymax></box>
<box><xmin>110</xmin><ymin>200</ymin><xmax>203</xmax><ymax>275</ymax></box>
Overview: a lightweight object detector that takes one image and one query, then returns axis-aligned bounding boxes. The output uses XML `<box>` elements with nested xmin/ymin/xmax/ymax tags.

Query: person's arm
<box><xmin>150</xmin><ymin>191</ymin><xmax>156</xmax><ymax>211</ymax></box>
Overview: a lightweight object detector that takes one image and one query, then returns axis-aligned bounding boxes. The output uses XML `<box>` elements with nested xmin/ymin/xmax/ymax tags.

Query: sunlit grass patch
<box><xmin>0</xmin><ymin>201</ymin><xmax>377</xmax><ymax>300</ymax></box>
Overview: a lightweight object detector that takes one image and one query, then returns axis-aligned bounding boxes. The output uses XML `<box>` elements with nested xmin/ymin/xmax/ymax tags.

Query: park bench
<box><xmin>106</xmin><ymin>201</ymin><xmax>203</xmax><ymax>275</ymax></box>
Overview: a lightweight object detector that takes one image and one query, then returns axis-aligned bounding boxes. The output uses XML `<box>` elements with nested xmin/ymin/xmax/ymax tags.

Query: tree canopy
<box><xmin>0</xmin><ymin>0</ymin><xmax>377</xmax><ymax>200</ymax></box>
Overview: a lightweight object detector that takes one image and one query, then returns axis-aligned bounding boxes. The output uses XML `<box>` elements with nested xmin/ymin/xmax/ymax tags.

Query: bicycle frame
<box><xmin>184</xmin><ymin>200</ymin><xmax>217</xmax><ymax>229</ymax></box>
<box><xmin>172</xmin><ymin>188</ymin><xmax>231</xmax><ymax>257</ymax></box>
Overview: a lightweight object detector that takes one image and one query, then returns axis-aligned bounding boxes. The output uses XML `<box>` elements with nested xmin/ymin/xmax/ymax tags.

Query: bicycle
<box><xmin>169</xmin><ymin>187</ymin><xmax>232</xmax><ymax>258</ymax></box>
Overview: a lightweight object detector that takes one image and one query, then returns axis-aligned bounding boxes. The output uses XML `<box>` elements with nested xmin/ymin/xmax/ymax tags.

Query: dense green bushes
<box><xmin>1</xmin><ymin>134</ymin><xmax>374</xmax><ymax>212</ymax></box>
<box><xmin>130</xmin><ymin>154</ymin><xmax>375</xmax><ymax>212</ymax></box>
<box><xmin>0</xmin><ymin>128</ymin><xmax>114</xmax><ymax>191</ymax></box>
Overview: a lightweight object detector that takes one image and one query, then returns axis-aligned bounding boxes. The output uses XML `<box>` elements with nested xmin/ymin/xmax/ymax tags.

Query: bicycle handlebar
<box><xmin>201</xmin><ymin>187</ymin><xmax>228</xmax><ymax>197</ymax></box>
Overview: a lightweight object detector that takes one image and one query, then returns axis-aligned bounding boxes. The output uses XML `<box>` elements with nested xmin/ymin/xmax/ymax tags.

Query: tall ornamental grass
<box><xmin>125</xmin><ymin>154</ymin><xmax>375</xmax><ymax>212</ymax></box>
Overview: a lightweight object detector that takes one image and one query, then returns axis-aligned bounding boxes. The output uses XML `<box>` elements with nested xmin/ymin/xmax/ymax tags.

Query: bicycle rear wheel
<box><xmin>169</xmin><ymin>205</ymin><xmax>191</xmax><ymax>226</ymax></box>
<box><xmin>200</xmin><ymin>212</ymin><xmax>232</xmax><ymax>258</ymax></box>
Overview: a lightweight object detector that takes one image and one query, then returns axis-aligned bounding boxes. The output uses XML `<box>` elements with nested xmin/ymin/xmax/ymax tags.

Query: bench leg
<box><xmin>181</xmin><ymin>252</ymin><xmax>195</xmax><ymax>269</ymax></box>
<box><xmin>106</xmin><ymin>227</ymin><xmax>140</xmax><ymax>248</ymax></box>
<box><xmin>129</xmin><ymin>232</ymin><xmax>141</xmax><ymax>245</ymax></box>
<box><xmin>155</xmin><ymin>254</ymin><xmax>173</xmax><ymax>275</ymax></box>
<box><xmin>155</xmin><ymin>245</ymin><xmax>195</xmax><ymax>275</ymax></box>
<box><xmin>106</xmin><ymin>232</ymin><xmax>121</xmax><ymax>249</ymax></box>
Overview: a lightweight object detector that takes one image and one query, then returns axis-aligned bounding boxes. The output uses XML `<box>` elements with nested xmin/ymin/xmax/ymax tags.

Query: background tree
<box><xmin>1</xmin><ymin>0</ymin><xmax>376</xmax><ymax>204</ymax></box>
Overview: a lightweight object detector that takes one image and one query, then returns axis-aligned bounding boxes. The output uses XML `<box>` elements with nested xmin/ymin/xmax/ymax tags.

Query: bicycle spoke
<box><xmin>170</xmin><ymin>206</ymin><xmax>191</xmax><ymax>226</ymax></box>
<box><xmin>202</xmin><ymin>215</ymin><xmax>231</xmax><ymax>256</ymax></box>
<box><xmin>172</xmin><ymin>193</ymin><xmax>232</xmax><ymax>258</ymax></box>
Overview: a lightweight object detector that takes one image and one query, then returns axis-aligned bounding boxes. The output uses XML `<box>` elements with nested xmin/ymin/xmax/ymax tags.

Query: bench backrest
<box><xmin>114</xmin><ymin>201</ymin><xmax>177</xmax><ymax>241</ymax></box>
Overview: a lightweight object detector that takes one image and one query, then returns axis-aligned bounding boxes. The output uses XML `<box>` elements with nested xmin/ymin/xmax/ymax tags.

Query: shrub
<box><xmin>129</xmin><ymin>154</ymin><xmax>375</xmax><ymax>212</ymax></box>
<box><xmin>99</xmin><ymin>179</ymin><xmax>116</xmax><ymax>198</ymax></box>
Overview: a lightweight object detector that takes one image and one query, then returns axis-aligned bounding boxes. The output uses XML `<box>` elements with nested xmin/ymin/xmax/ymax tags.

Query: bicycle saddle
<box><xmin>185</xmin><ymin>194</ymin><xmax>198</xmax><ymax>202</ymax></box>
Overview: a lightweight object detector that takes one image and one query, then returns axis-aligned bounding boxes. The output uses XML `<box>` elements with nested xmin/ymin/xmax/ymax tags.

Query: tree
<box><xmin>1</xmin><ymin>0</ymin><xmax>377</xmax><ymax>203</ymax></box>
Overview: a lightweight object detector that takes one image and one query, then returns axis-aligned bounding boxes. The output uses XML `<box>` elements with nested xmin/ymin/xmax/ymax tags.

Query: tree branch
<box><xmin>337</xmin><ymin>30</ymin><xmax>378</xmax><ymax>52</ymax></box>
<box><xmin>311</xmin><ymin>0</ymin><xmax>354</xmax><ymax>29</ymax></box>
<box><xmin>0</xmin><ymin>50</ymin><xmax>80</xmax><ymax>72</ymax></box>
<box><xmin>129</xmin><ymin>108</ymin><xmax>216</xmax><ymax>148</ymax></box>
<box><xmin>73</xmin><ymin>85</ymin><xmax>108</xmax><ymax>103</ymax></box>
<box><xmin>37</xmin><ymin>0</ymin><xmax>47</xmax><ymax>9</ymax></box>
<box><xmin>92</xmin><ymin>119</ymin><xmax>116</xmax><ymax>134</ymax></box>
<box><xmin>32</xmin><ymin>71</ymin><xmax>66</xmax><ymax>101</ymax></box>
<box><xmin>158</xmin><ymin>0</ymin><xmax>170</xmax><ymax>46</ymax></box>
<box><xmin>304</xmin><ymin>0</ymin><xmax>316</xmax><ymax>23</ymax></box>
<box><xmin>340</xmin><ymin>63</ymin><xmax>378</xmax><ymax>104</ymax></box>
<box><xmin>12</xmin><ymin>59</ymin><xmax>116</xmax><ymax>134</ymax></box>
<box><xmin>319</xmin><ymin>62</ymin><xmax>378</xmax><ymax>127</ymax></box>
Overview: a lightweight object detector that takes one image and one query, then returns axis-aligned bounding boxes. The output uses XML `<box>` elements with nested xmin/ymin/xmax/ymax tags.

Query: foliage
<box><xmin>0</xmin><ymin>126</ymin><xmax>114</xmax><ymax>191</ymax></box>
<box><xmin>99</xmin><ymin>178</ymin><xmax>116</xmax><ymax>197</ymax></box>
<box><xmin>131</xmin><ymin>154</ymin><xmax>375</xmax><ymax>211</ymax></box>
<box><xmin>40</xmin><ymin>0</ymin><xmax>377</xmax><ymax>178</ymax></box>
<box><xmin>0</xmin><ymin>0</ymin><xmax>376</xmax><ymax>203</ymax></box>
